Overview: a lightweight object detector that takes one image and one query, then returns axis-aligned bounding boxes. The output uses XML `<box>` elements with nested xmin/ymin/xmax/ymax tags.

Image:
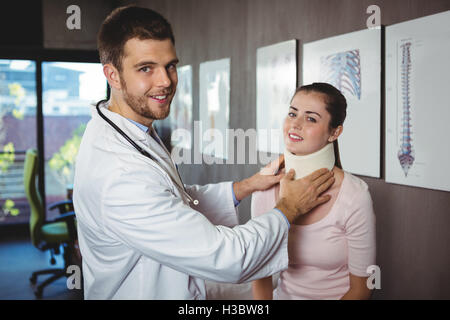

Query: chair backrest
<box><xmin>23</xmin><ymin>149</ymin><xmax>45</xmax><ymax>247</ymax></box>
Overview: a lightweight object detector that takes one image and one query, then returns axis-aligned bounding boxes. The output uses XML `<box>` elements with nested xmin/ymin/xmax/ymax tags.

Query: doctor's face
<box><xmin>118</xmin><ymin>38</ymin><xmax>178</xmax><ymax>122</ymax></box>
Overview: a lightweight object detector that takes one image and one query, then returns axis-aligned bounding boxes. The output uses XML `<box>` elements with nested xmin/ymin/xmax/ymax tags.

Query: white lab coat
<box><xmin>73</xmin><ymin>101</ymin><xmax>289</xmax><ymax>299</ymax></box>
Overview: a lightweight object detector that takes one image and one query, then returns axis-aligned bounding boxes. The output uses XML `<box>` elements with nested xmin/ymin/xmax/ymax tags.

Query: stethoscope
<box><xmin>96</xmin><ymin>99</ymin><xmax>199</xmax><ymax>206</ymax></box>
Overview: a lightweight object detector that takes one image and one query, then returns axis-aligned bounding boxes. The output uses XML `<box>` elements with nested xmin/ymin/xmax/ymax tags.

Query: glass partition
<box><xmin>0</xmin><ymin>59</ymin><xmax>37</xmax><ymax>224</ymax></box>
<box><xmin>42</xmin><ymin>62</ymin><xmax>105</xmax><ymax>218</ymax></box>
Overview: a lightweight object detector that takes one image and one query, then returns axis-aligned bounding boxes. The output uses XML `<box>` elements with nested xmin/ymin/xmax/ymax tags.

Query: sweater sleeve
<box><xmin>344</xmin><ymin>188</ymin><xmax>377</xmax><ymax>277</ymax></box>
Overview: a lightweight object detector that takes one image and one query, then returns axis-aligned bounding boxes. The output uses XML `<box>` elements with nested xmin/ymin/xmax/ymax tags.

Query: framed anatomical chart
<box><xmin>256</xmin><ymin>40</ymin><xmax>297</xmax><ymax>155</ymax></box>
<box><xmin>169</xmin><ymin>65</ymin><xmax>193</xmax><ymax>150</ymax></box>
<box><xmin>303</xmin><ymin>28</ymin><xmax>381</xmax><ymax>178</ymax></box>
<box><xmin>385</xmin><ymin>10</ymin><xmax>450</xmax><ymax>191</ymax></box>
<box><xmin>199</xmin><ymin>58</ymin><xmax>230</xmax><ymax>160</ymax></box>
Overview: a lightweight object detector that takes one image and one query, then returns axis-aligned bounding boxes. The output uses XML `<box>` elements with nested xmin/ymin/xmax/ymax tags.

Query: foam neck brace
<box><xmin>284</xmin><ymin>143</ymin><xmax>335</xmax><ymax>180</ymax></box>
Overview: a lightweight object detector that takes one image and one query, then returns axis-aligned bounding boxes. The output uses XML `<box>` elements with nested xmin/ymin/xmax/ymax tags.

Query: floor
<box><xmin>0</xmin><ymin>229</ymin><xmax>83</xmax><ymax>300</ymax></box>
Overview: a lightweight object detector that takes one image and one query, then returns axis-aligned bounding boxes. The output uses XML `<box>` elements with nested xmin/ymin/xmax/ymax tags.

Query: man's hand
<box><xmin>275</xmin><ymin>168</ymin><xmax>335</xmax><ymax>224</ymax></box>
<box><xmin>233</xmin><ymin>155</ymin><xmax>285</xmax><ymax>201</ymax></box>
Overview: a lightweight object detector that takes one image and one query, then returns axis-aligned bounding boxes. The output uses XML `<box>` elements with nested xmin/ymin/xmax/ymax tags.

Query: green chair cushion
<box><xmin>41</xmin><ymin>222</ymin><xmax>70</xmax><ymax>243</ymax></box>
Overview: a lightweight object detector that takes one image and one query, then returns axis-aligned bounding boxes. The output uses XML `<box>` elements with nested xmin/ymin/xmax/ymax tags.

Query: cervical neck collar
<box><xmin>284</xmin><ymin>143</ymin><xmax>335</xmax><ymax>180</ymax></box>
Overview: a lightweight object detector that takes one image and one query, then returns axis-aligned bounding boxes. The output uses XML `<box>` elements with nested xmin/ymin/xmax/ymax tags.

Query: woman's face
<box><xmin>283</xmin><ymin>91</ymin><xmax>341</xmax><ymax>155</ymax></box>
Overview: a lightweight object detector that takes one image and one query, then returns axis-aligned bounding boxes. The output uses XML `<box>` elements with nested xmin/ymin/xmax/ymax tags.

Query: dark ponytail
<box><xmin>294</xmin><ymin>83</ymin><xmax>347</xmax><ymax>169</ymax></box>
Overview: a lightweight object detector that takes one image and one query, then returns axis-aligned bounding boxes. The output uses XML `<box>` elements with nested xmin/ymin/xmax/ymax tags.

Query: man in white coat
<box><xmin>73</xmin><ymin>6</ymin><xmax>335</xmax><ymax>299</ymax></box>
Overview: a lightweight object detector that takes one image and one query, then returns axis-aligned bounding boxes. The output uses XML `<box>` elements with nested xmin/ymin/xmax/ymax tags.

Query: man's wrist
<box><xmin>272</xmin><ymin>208</ymin><xmax>291</xmax><ymax>229</ymax></box>
<box><xmin>275</xmin><ymin>198</ymin><xmax>296</xmax><ymax>224</ymax></box>
<box><xmin>233</xmin><ymin>178</ymin><xmax>254</xmax><ymax>202</ymax></box>
<box><xmin>231</xmin><ymin>183</ymin><xmax>240</xmax><ymax>207</ymax></box>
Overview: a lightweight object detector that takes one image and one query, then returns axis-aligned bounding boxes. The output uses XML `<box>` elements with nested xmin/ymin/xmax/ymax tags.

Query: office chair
<box><xmin>23</xmin><ymin>149</ymin><xmax>79</xmax><ymax>299</ymax></box>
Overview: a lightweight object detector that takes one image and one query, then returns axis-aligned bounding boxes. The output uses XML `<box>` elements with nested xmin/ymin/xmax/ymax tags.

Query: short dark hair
<box><xmin>97</xmin><ymin>6</ymin><xmax>175</xmax><ymax>71</ymax></box>
<box><xmin>293</xmin><ymin>82</ymin><xmax>347</xmax><ymax>169</ymax></box>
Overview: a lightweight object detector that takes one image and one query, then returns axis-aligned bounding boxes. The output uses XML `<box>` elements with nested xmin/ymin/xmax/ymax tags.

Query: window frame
<box><xmin>0</xmin><ymin>47</ymin><xmax>101</xmax><ymax>211</ymax></box>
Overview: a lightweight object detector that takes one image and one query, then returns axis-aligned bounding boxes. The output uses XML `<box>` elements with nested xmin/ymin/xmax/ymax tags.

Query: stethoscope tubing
<box><xmin>96</xmin><ymin>100</ymin><xmax>199</xmax><ymax>206</ymax></box>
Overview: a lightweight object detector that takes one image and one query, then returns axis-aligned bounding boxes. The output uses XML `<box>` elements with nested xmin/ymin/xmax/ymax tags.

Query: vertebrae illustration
<box><xmin>398</xmin><ymin>41</ymin><xmax>415</xmax><ymax>177</ymax></box>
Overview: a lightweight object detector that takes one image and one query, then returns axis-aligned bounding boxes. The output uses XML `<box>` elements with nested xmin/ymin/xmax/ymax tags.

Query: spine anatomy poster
<box><xmin>302</xmin><ymin>28</ymin><xmax>381</xmax><ymax>178</ymax></box>
<box><xmin>385</xmin><ymin>10</ymin><xmax>450</xmax><ymax>192</ymax></box>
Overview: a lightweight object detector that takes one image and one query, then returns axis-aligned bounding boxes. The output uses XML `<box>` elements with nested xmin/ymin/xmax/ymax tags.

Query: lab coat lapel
<box><xmin>93</xmin><ymin>102</ymin><xmax>148</xmax><ymax>143</ymax></box>
<box><xmin>143</xmin><ymin>131</ymin><xmax>184</xmax><ymax>188</ymax></box>
<box><xmin>93</xmin><ymin>102</ymin><xmax>183</xmax><ymax>189</ymax></box>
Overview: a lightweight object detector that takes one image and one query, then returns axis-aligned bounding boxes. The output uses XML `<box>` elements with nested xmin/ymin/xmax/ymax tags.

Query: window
<box><xmin>0</xmin><ymin>59</ymin><xmax>37</xmax><ymax>224</ymax></box>
<box><xmin>42</xmin><ymin>62</ymin><xmax>105</xmax><ymax>215</ymax></box>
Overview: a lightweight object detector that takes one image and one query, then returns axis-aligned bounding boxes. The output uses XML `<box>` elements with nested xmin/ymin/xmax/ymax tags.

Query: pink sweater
<box><xmin>251</xmin><ymin>171</ymin><xmax>376</xmax><ymax>300</ymax></box>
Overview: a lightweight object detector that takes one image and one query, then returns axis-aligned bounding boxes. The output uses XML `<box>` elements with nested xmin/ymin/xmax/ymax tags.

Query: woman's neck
<box><xmin>284</xmin><ymin>143</ymin><xmax>335</xmax><ymax>180</ymax></box>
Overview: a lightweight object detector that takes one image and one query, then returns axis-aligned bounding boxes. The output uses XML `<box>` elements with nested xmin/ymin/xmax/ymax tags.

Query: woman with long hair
<box><xmin>252</xmin><ymin>83</ymin><xmax>376</xmax><ymax>300</ymax></box>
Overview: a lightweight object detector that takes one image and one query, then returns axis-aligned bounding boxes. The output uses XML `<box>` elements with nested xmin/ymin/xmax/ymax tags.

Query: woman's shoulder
<box><xmin>251</xmin><ymin>184</ymin><xmax>280</xmax><ymax>218</ymax></box>
<box><xmin>337</xmin><ymin>171</ymin><xmax>373</xmax><ymax>210</ymax></box>
<box><xmin>252</xmin><ymin>183</ymin><xmax>280</xmax><ymax>199</ymax></box>
<box><xmin>340</xmin><ymin>171</ymin><xmax>374</xmax><ymax>219</ymax></box>
<box><xmin>342</xmin><ymin>171</ymin><xmax>370</xmax><ymax>197</ymax></box>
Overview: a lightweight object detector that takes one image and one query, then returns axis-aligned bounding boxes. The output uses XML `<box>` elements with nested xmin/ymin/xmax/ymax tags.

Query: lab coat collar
<box><xmin>92</xmin><ymin>100</ymin><xmax>148</xmax><ymax>142</ymax></box>
<box><xmin>92</xmin><ymin>100</ymin><xmax>182</xmax><ymax>187</ymax></box>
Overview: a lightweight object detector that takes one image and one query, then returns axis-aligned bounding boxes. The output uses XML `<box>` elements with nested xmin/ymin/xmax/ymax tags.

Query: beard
<box><xmin>120</xmin><ymin>77</ymin><xmax>172</xmax><ymax>120</ymax></box>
